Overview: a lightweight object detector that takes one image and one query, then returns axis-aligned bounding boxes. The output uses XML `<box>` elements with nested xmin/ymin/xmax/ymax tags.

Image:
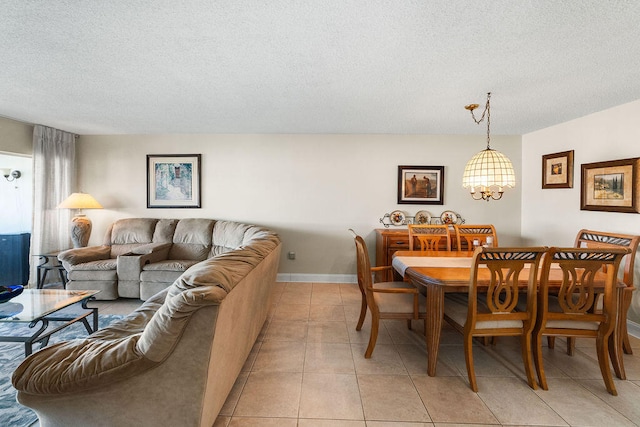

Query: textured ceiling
<box><xmin>1</xmin><ymin>1</ymin><xmax>640</xmax><ymax>135</ymax></box>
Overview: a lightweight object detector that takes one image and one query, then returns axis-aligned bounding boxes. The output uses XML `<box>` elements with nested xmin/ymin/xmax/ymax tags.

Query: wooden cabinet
<box><xmin>375</xmin><ymin>228</ymin><xmax>410</xmax><ymax>267</ymax></box>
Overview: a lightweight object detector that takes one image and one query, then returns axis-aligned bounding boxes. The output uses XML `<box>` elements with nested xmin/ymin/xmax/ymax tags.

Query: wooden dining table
<box><xmin>392</xmin><ymin>250</ymin><xmax>626</xmax><ymax>378</ymax></box>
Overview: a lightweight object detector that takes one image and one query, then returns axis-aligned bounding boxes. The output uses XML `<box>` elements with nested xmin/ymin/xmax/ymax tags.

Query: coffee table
<box><xmin>0</xmin><ymin>289</ymin><xmax>100</xmax><ymax>356</ymax></box>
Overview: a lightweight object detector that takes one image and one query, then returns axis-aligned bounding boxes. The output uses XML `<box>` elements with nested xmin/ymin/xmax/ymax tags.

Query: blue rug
<box><xmin>0</xmin><ymin>314</ymin><xmax>125</xmax><ymax>427</ymax></box>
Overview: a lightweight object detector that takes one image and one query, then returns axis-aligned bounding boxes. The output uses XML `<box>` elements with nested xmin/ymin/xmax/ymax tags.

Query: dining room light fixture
<box><xmin>462</xmin><ymin>92</ymin><xmax>515</xmax><ymax>201</ymax></box>
<box><xmin>57</xmin><ymin>192</ymin><xmax>103</xmax><ymax>248</ymax></box>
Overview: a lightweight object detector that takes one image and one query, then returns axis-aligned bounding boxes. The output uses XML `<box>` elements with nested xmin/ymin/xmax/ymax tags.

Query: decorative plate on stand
<box><xmin>389</xmin><ymin>210</ymin><xmax>407</xmax><ymax>226</ymax></box>
<box><xmin>440</xmin><ymin>210</ymin><xmax>460</xmax><ymax>225</ymax></box>
<box><xmin>414</xmin><ymin>210</ymin><xmax>432</xmax><ymax>224</ymax></box>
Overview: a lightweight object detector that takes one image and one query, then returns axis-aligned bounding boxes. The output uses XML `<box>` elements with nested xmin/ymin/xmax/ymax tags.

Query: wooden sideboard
<box><xmin>375</xmin><ymin>228</ymin><xmax>410</xmax><ymax>267</ymax></box>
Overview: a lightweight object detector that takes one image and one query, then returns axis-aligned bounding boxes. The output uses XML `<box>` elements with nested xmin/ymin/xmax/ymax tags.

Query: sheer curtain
<box><xmin>30</xmin><ymin>125</ymin><xmax>76</xmax><ymax>286</ymax></box>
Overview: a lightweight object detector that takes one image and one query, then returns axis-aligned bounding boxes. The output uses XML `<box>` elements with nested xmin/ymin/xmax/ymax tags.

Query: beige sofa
<box><xmin>13</xmin><ymin>221</ymin><xmax>281</xmax><ymax>427</ymax></box>
<box><xmin>58</xmin><ymin>218</ymin><xmax>261</xmax><ymax>300</ymax></box>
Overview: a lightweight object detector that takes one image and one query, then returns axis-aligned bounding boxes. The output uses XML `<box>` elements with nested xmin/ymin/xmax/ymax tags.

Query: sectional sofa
<box><xmin>13</xmin><ymin>217</ymin><xmax>281</xmax><ymax>427</ymax></box>
<box><xmin>58</xmin><ymin>217</ymin><xmax>266</xmax><ymax>300</ymax></box>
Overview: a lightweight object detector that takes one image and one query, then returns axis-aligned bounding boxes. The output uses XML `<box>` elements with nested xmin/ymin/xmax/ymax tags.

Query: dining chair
<box><xmin>443</xmin><ymin>246</ymin><xmax>547</xmax><ymax>392</ymax></box>
<box><xmin>349</xmin><ymin>229</ymin><xmax>426</xmax><ymax>358</ymax></box>
<box><xmin>407</xmin><ymin>224</ymin><xmax>452</xmax><ymax>251</ymax></box>
<box><xmin>533</xmin><ymin>247</ymin><xmax>630</xmax><ymax>396</ymax></box>
<box><xmin>575</xmin><ymin>229</ymin><xmax>640</xmax><ymax>355</ymax></box>
<box><xmin>453</xmin><ymin>224</ymin><xmax>497</xmax><ymax>251</ymax></box>
<box><xmin>547</xmin><ymin>230</ymin><xmax>640</xmax><ymax>359</ymax></box>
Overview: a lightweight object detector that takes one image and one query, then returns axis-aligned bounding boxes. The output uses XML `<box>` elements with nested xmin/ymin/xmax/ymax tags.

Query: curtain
<box><xmin>30</xmin><ymin>125</ymin><xmax>76</xmax><ymax>286</ymax></box>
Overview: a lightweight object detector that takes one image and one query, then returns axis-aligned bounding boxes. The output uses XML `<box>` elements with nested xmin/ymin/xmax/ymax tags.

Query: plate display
<box><xmin>440</xmin><ymin>210</ymin><xmax>459</xmax><ymax>225</ymax></box>
<box><xmin>414</xmin><ymin>210</ymin><xmax>432</xmax><ymax>225</ymax></box>
<box><xmin>389</xmin><ymin>210</ymin><xmax>406</xmax><ymax>225</ymax></box>
<box><xmin>0</xmin><ymin>285</ymin><xmax>23</xmax><ymax>303</ymax></box>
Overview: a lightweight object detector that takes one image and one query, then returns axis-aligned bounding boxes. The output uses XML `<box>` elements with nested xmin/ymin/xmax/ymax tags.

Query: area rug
<box><xmin>0</xmin><ymin>314</ymin><xmax>125</xmax><ymax>427</ymax></box>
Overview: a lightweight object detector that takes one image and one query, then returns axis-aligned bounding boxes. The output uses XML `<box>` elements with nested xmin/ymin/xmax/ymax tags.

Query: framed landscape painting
<box><xmin>147</xmin><ymin>154</ymin><xmax>202</xmax><ymax>208</ymax></box>
<box><xmin>580</xmin><ymin>157</ymin><xmax>639</xmax><ymax>213</ymax></box>
<box><xmin>397</xmin><ymin>165</ymin><xmax>444</xmax><ymax>205</ymax></box>
<box><xmin>542</xmin><ymin>150</ymin><xmax>573</xmax><ymax>189</ymax></box>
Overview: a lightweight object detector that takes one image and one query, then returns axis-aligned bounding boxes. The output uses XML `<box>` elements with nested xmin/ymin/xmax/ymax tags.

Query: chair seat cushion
<box><xmin>544</xmin><ymin>297</ymin><xmax>599</xmax><ymax>331</ymax></box>
<box><xmin>372</xmin><ymin>282</ymin><xmax>426</xmax><ymax>314</ymax></box>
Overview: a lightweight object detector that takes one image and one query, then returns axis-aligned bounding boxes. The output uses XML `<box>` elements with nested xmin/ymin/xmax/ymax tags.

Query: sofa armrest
<box><xmin>12</xmin><ymin>335</ymin><xmax>158</xmax><ymax>395</ymax></box>
<box><xmin>117</xmin><ymin>243</ymin><xmax>172</xmax><ymax>281</ymax></box>
<box><xmin>58</xmin><ymin>246</ymin><xmax>111</xmax><ymax>267</ymax></box>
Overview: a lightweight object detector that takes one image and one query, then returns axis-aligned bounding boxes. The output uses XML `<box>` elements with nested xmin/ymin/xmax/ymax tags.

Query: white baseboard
<box><xmin>277</xmin><ymin>273</ymin><xmax>357</xmax><ymax>284</ymax></box>
<box><xmin>627</xmin><ymin>320</ymin><xmax>640</xmax><ymax>339</ymax></box>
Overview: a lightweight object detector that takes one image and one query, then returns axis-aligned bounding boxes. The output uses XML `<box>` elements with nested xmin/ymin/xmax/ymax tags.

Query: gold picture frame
<box><xmin>580</xmin><ymin>157</ymin><xmax>640</xmax><ymax>213</ymax></box>
<box><xmin>542</xmin><ymin>150</ymin><xmax>574</xmax><ymax>189</ymax></box>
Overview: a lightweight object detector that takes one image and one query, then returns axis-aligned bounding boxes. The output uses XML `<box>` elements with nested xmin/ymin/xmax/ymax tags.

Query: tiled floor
<box><xmin>99</xmin><ymin>282</ymin><xmax>640</xmax><ymax>426</ymax></box>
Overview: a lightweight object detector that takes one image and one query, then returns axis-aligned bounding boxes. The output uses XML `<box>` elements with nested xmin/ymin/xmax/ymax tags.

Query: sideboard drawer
<box><xmin>388</xmin><ymin>238</ymin><xmax>409</xmax><ymax>249</ymax></box>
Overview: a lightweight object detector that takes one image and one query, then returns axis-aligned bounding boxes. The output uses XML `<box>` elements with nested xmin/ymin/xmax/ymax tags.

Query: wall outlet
<box><xmin>288</xmin><ymin>251</ymin><xmax>296</xmax><ymax>260</ymax></box>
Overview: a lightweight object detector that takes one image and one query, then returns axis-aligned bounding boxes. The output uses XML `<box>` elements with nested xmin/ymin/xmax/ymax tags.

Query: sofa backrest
<box><xmin>168</xmin><ymin>219</ymin><xmax>215</xmax><ymax>260</ymax></box>
<box><xmin>105</xmin><ymin>218</ymin><xmax>160</xmax><ymax>257</ymax></box>
<box><xmin>103</xmin><ymin>218</ymin><xmax>276</xmax><ymax>261</ymax></box>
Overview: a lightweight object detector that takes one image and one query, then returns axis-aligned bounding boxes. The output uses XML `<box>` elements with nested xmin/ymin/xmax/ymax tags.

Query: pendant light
<box><xmin>462</xmin><ymin>92</ymin><xmax>515</xmax><ymax>201</ymax></box>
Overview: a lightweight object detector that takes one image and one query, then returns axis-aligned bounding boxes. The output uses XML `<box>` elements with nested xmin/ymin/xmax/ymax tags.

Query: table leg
<box><xmin>425</xmin><ymin>283</ymin><xmax>445</xmax><ymax>376</ymax></box>
<box><xmin>612</xmin><ymin>287</ymin><xmax>626</xmax><ymax>379</ymax></box>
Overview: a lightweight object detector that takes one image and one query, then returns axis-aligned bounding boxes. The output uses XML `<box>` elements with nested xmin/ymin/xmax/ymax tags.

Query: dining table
<box><xmin>391</xmin><ymin>249</ymin><xmax>626</xmax><ymax>378</ymax></box>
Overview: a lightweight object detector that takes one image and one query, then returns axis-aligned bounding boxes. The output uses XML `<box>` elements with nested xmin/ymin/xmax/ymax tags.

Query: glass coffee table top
<box><xmin>0</xmin><ymin>289</ymin><xmax>100</xmax><ymax>322</ymax></box>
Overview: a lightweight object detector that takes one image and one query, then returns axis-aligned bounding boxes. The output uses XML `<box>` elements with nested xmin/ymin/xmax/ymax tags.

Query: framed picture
<box><xmin>397</xmin><ymin>165</ymin><xmax>444</xmax><ymax>205</ymax></box>
<box><xmin>580</xmin><ymin>157</ymin><xmax>640</xmax><ymax>213</ymax></box>
<box><xmin>542</xmin><ymin>150</ymin><xmax>574</xmax><ymax>189</ymax></box>
<box><xmin>147</xmin><ymin>154</ymin><xmax>202</xmax><ymax>208</ymax></box>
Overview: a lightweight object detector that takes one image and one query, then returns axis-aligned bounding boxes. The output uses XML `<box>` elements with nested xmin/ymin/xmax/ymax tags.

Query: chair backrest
<box><xmin>407</xmin><ymin>224</ymin><xmax>452</xmax><ymax>251</ymax></box>
<box><xmin>574</xmin><ymin>229</ymin><xmax>640</xmax><ymax>287</ymax></box>
<box><xmin>467</xmin><ymin>247</ymin><xmax>546</xmax><ymax>329</ymax></box>
<box><xmin>349</xmin><ymin>229</ymin><xmax>373</xmax><ymax>294</ymax></box>
<box><xmin>454</xmin><ymin>224</ymin><xmax>498</xmax><ymax>251</ymax></box>
<box><xmin>538</xmin><ymin>247</ymin><xmax>629</xmax><ymax>334</ymax></box>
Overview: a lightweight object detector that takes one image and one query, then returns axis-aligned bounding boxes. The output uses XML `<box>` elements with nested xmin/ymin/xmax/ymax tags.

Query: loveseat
<box><xmin>58</xmin><ymin>218</ymin><xmax>263</xmax><ymax>300</ymax></box>
<box><xmin>13</xmin><ymin>220</ymin><xmax>281</xmax><ymax>427</ymax></box>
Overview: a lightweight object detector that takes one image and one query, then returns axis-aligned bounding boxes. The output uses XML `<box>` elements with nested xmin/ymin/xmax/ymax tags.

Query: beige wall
<box><xmin>77</xmin><ymin>133</ymin><xmax>522</xmax><ymax>280</ymax></box>
<box><xmin>0</xmin><ymin>116</ymin><xmax>33</xmax><ymax>155</ymax></box>
<box><xmin>521</xmin><ymin>99</ymin><xmax>640</xmax><ymax>322</ymax></box>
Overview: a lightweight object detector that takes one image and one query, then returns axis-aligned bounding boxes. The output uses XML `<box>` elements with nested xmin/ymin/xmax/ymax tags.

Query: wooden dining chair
<box><xmin>533</xmin><ymin>247</ymin><xmax>629</xmax><ymax>396</ymax></box>
<box><xmin>453</xmin><ymin>224</ymin><xmax>497</xmax><ymax>251</ymax></box>
<box><xmin>575</xmin><ymin>229</ymin><xmax>640</xmax><ymax>356</ymax></box>
<box><xmin>408</xmin><ymin>224</ymin><xmax>452</xmax><ymax>251</ymax></box>
<box><xmin>443</xmin><ymin>246</ymin><xmax>547</xmax><ymax>392</ymax></box>
<box><xmin>349</xmin><ymin>229</ymin><xmax>426</xmax><ymax>358</ymax></box>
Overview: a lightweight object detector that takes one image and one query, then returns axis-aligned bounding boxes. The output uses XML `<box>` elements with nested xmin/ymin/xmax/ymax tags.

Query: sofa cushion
<box><xmin>210</xmin><ymin>221</ymin><xmax>252</xmax><ymax>256</ymax></box>
<box><xmin>67</xmin><ymin>259</ymin><xmax>118</xmax><ymax>281</ymax></box>
<box><xmin>168</xmin><ymin>219</ymin><xmax>215</xmax><ymax>260</ymax></box>
<box><xmin>153</xmin><ymin>219</ymin><xmax>179</xmax><ymax>243</ymax></box>
<box><xmin>142</xmin><ymin>260</ymin><xmax>199</xmax><ymax>272</ymax></box>
<box><xmin>108</xmin><ymin>218</ymin><xmax>159</xmax><ymax>257</ymax></box>
<box><xmin>140</xmin><ymin>270</ymin><xmax>185</xmax><ymax>284</ymax></box>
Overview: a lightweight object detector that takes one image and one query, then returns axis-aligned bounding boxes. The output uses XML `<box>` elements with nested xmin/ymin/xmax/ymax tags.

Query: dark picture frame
<box><xmin>147</xmin><ymin>154</ymin><xmax>202</xmax><ymax>208</ymax></box>
<box><xmin>580</xmin><ymin>157</ymin><xmax>640</xmax><ymax>213</ymax></box>
<box><xmin>397</xmin><ymin>165</ymin><xmax>444</xmax><ymax>205</ymax></box>
<box><xmin>542</xmin><ymin>150</ymin><xmax>574</xmax><ymax>189</ymax></box>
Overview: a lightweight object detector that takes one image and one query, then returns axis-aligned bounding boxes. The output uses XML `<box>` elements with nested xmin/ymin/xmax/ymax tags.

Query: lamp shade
<box><xmin>57</xmin><ymin>193</ymin><xmax>103</xmax><ymax>210</ymax></box>
<box><xmin>462</xmin><ymin>148</ymin><xmax>516</xmax><ymax>190</ymax></box>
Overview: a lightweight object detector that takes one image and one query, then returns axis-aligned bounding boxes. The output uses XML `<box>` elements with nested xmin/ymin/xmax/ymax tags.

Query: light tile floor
<box><xmin>96</xmin><ymin>282</ymin><xmax>640</xmax><ymax>426</ymax></box>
